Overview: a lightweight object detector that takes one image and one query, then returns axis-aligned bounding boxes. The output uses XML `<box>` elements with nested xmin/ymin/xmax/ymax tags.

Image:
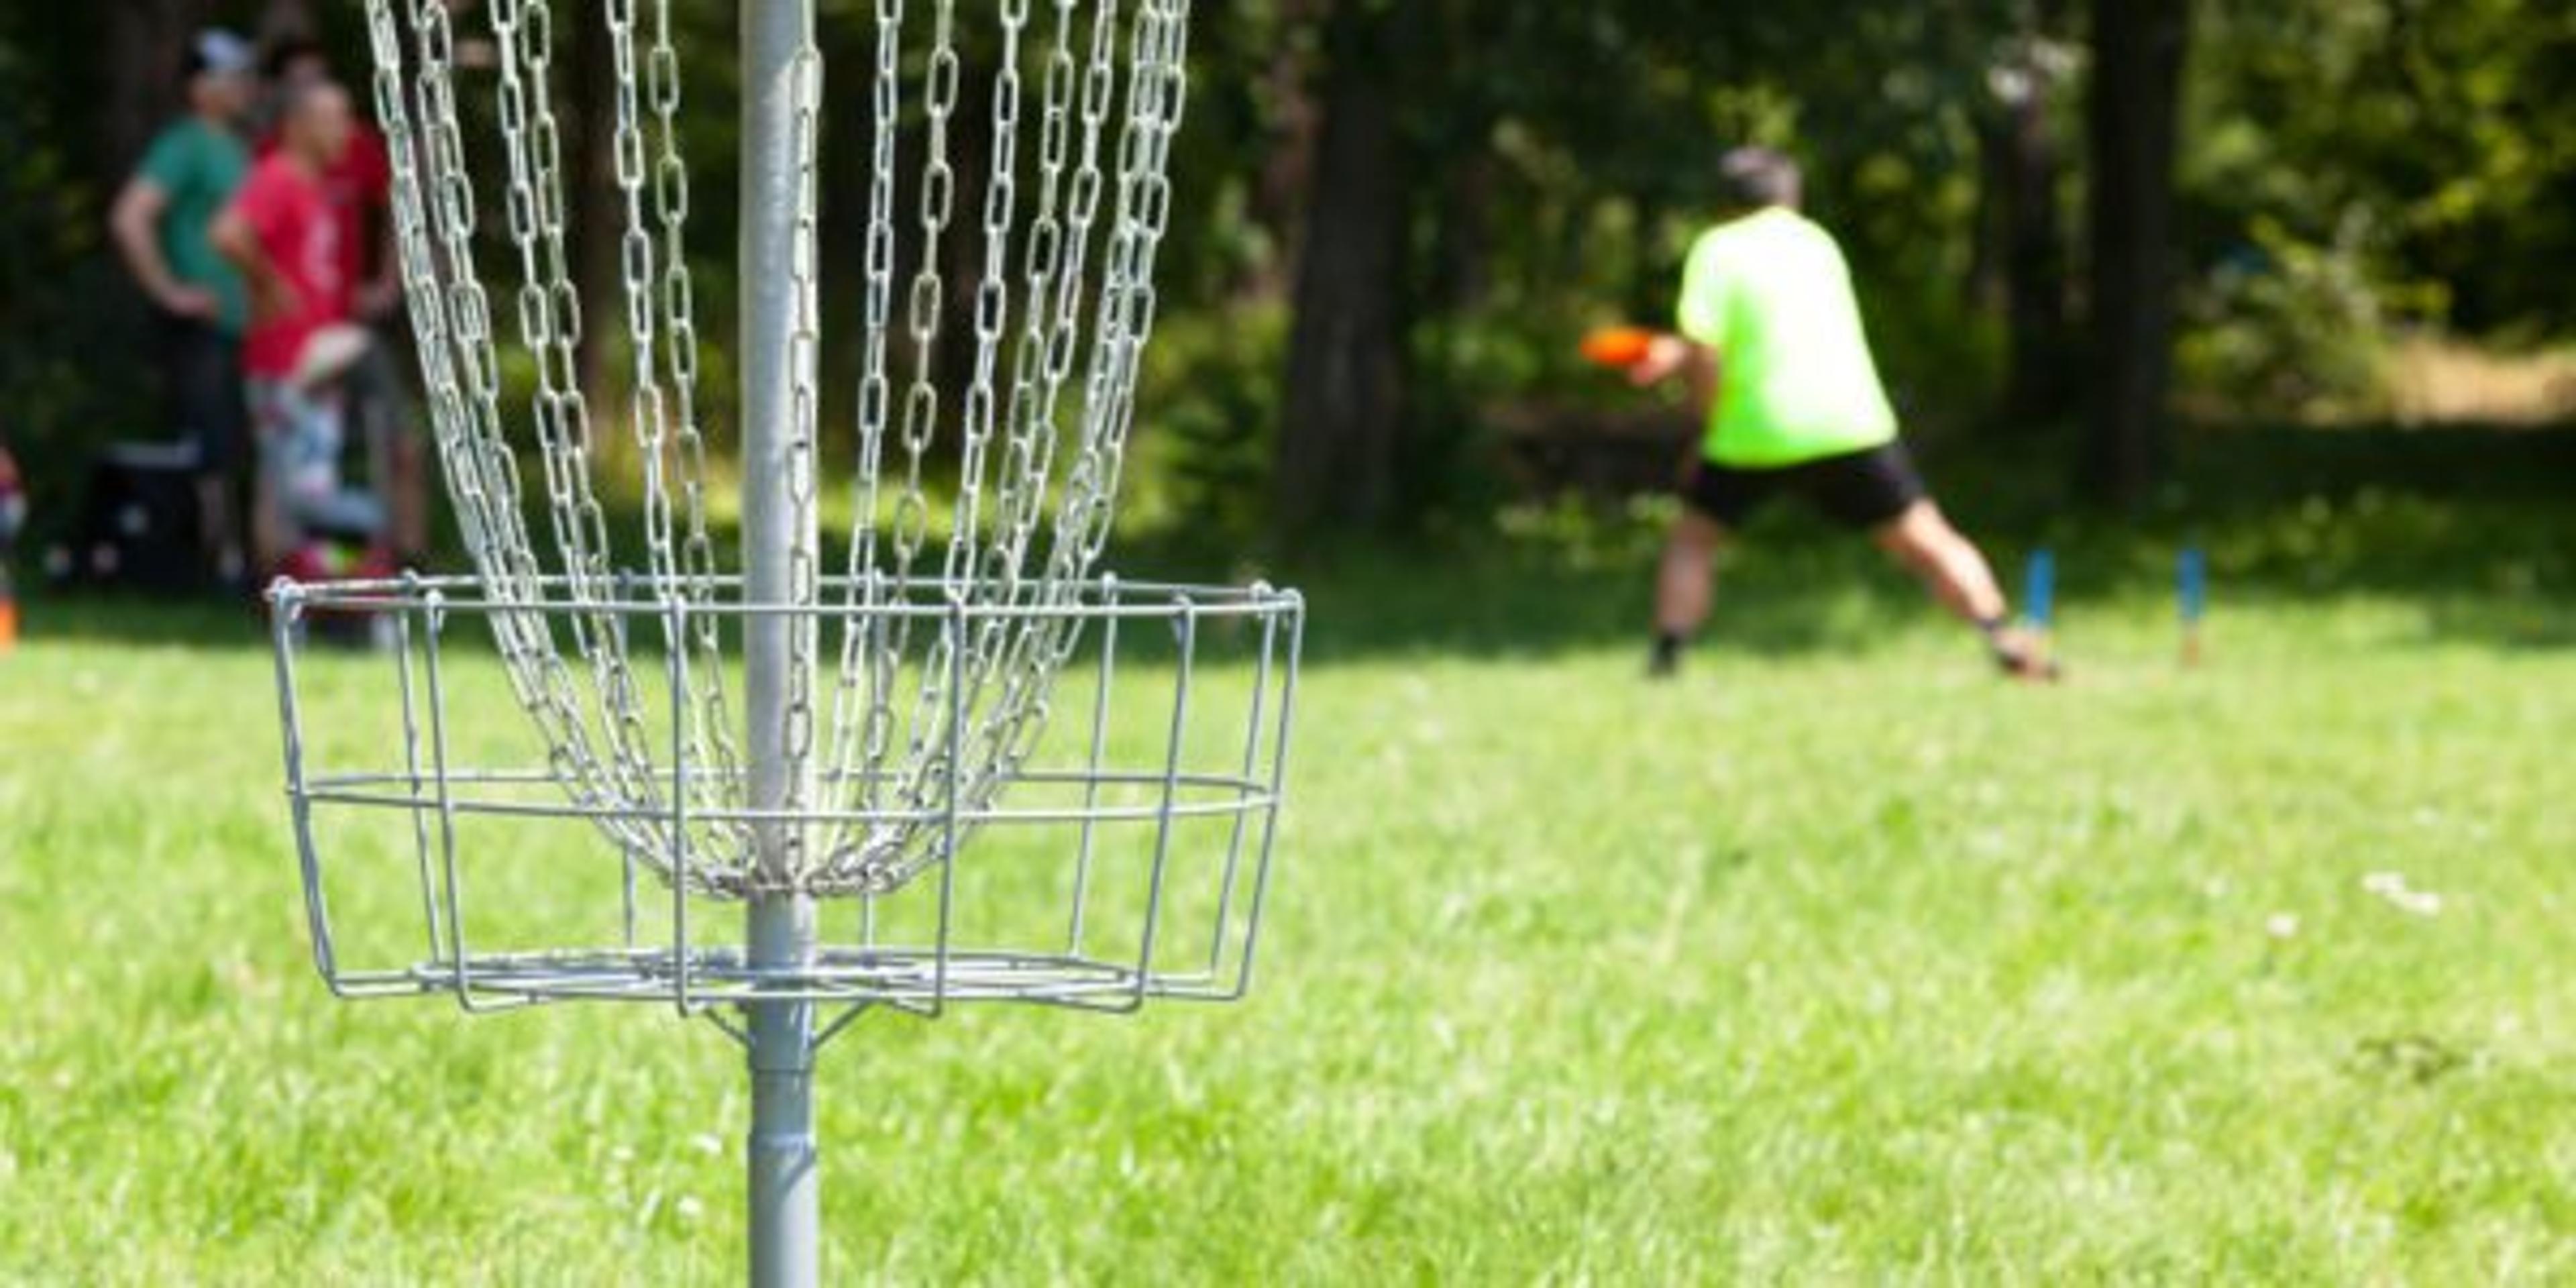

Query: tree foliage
<box><xmin>0</xmin><ymin>0</ymin><xmax>2569</xmax><ymax>540</ymax></box>
<box><xmin>2184</xmin><ymin>0</ymin><xmax>2576</xmax><ymax>335</ymax></box>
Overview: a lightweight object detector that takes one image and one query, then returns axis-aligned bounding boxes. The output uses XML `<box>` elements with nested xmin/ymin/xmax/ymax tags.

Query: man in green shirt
<box><xmin>109</xmin><ymin>29</ymin><xmax>256</xmax><ymax>587</ymax></box>
<box><xmin>1632</xmin><ymin>148</ymin><xmax>2047</xmax><ymax>680</ymax></box>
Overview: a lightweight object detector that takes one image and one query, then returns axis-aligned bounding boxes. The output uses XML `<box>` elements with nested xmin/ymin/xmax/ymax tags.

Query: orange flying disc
<box><xmin>1579</xmin><ymin>325</ymin><xmax>1655</xmax><ymax>369</ymax></box>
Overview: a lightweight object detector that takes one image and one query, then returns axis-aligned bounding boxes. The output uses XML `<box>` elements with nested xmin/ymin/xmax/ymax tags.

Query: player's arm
<box><xmin>211</xmin><ymin>204</ymin><xmax>297</xmax><ymax>325</ymax></box>
<box><xmin>356</xmin><ymin>140</ymin><xmax>404</xmax><ymax>321</ymax></box>
<box><xmin>1633</xmin><ymin>337</ymin><xmax>1722</xmax><ymax>449</ymax></box>
<box><xmin>1639</xmin><ymin>232</ymin><xmax>1729</xmax><ymax>407</ymax></box>
<box><xmin>1631</xmin><ymin>335</ymin><xmax>1719</xmax><ymax>403</ymax></box>
<box><xmin>1682</xmin><ymin>341</ymin><xmax>1719</xmax><ymax>414</ymax></box>
<box><xmin>357</xmin><ymin>221</ymin><xmax>404</xmax><ymax>321</ymax></box>
<box><xmin>109</xmin><ymin>177</ymin><xmax>217</xmax><ymax>320</ymax></box>
<box><xmin>1664</xmin><ymin>343</ymin><xmax>1721</xmax><ymax>484</ymax></box>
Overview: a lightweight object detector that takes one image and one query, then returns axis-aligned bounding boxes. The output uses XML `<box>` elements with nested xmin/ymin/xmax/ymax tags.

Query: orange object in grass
<box><xmin>1579</xmin><ymin>325</ymin><xmax>1656</xmax><ymax>370</ymax></box>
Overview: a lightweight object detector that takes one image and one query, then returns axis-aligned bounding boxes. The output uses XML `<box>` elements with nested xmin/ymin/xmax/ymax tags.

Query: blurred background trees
<box><xmin>3</xmin><ymin>0</ymin><xmax>2570</xmax><ymax>548</ymax></box>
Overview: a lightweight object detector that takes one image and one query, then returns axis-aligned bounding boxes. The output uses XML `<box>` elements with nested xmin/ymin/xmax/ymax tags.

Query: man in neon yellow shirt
<box><xmin>1633</xmin><ymin>148</ymin><xmax>2047</xmax><ymax>679</ymax></box>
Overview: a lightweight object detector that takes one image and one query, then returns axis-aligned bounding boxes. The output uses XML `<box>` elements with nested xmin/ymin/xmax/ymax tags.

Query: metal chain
<box><xmin>602</xmin><ymin>0</ymin><xmax>688</xmax><ymax>872</ymax></box>
<box><xmin>856</xmin><ymin>0</ymin><xmax>966</xmax><ymax>888</ymax></box>
<box><xmin>1047</xmin><ymin>0</ymin><xmax>1189</xmax><ymax>589</ymax></box>
<box><xmin>391</xmin><ymin>0</ymin><xmax>652</xmax><ymax>859</ymax></box>
<box><xmin>914</xmin><ymin>0</ymin><xmax>1034</xmax><ymax>869</ymax></box>
<box><xmin>941</xmin><ymin>0</ymin><xmax>1193</xmax><ymax>839</ymax></box>
<box><xmin>604</xmin><ymin>0</ymin><xmax>672</xmax><ymax>586</ymax></box>
<box><xmin>961</xmin><ymin>0</ymin><xmax>1117</xmax><ymax>791</ymax></box>
<box><xmin>822</xmin><ymin>0</ymin><xmax>911</xmax><ymax>865</ymax></box>
<box><xmin>777</xmin><ymin>38</ymin><xmax>828</xmax><ymax>883</ymax></box>
<box><xmin>940</xmin><ymin>0</ymin><xmax>1030</xmax><ymax>589</ymax></box>
<box><xmin>363</xmin><ymin>1</ymin><xmax>492</xmax><ymax>564</ymax></box>
<box><xmin>364</xmin><ymin>0</ymin><xmax>1204</xmax><ymax>897</ymax></box>
<box><xmin>861</xmin><ymin>0</ymin><xmax>1004</xmax><ymax>888</ymax></box>
<box><xmin>982</xmin><ymin>0</ymin><xmax>1193</xmax><ymax>820</ymax></box>
<box><xmin>985</xmin><ymin>0</ymin><xmax>1083</xmax><ymax>593</ymax></box>
<box><xmin>488</xmin><ymin>0</ymin><xmax>672</xmax><ymax>848</ymax></box>
<box><xmin>972</xmin><ymin>0</ymin><xmax>1091</xmax><ymax>719</ymax></box>
<box><xmin>892</xmin><ymin>0</ymin><xmax>961</xmax><ymax>578</ymax></box>
<box><xmin>930</xmin><ymin>0</ymin><xmax>1083</xmax><ymax>843</ymax></box>
<box><xmin>649</xmin><ymin>0</ymin><xmax>748</xmax><ymax>869</ymax></box>
<box><xmin>838</xmin><ymin>0</ymin><xmax>1200</xmax><ymax>895</ymax></box>
<box><xmin>605</xmin><ymin>0</ymin><xmax>742</xmax><ymax>874</ymax></box>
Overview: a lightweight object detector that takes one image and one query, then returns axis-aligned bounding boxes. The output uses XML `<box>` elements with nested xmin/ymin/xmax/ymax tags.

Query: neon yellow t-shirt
<box><xmin>1676</xmin><ymin>208</ymin><xmax>1898</xmax><ymax>468</ymax></box>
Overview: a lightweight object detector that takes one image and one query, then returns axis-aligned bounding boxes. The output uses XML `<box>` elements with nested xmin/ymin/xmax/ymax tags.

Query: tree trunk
<box><xmin>567</xmin><ymin>5</ymin><xmax>625</xmax><ymax>415</ymax></box>
<box><xmin>1242</xmin><ymin>0</ymin><xmax>1325</xmax><ymax>305</ymax></box>
<box><xmin>1275</xmin><ymin>1</ymin><xmax>1407</xmax><ymax>537</ymax></box>
<box><xmin>103</xmin><ymin>0</ymin><xmax>213</xmax><ymax>180</ymax></box>
<box><xmin>256</xmin><ymin>0</ymin><xmax>318</xmax><ymax>46</ymax></box>
<box><xmin>939</xmin><ymin>50</ymin><xmax>998</xmax><ymax>428</ymax></box>
<box><xmin>1988</xmin><ymin>29</ymin><xmax>2072</xmax><ymax>423</ymax></box>
<box><xmin>1437</xmin><ymin>150</ymin><xmax>1497</xmax><ymax>315</ymax></box>
<box><xmin>1624</xmin><ymin>190</ymin><xmax>1666</xmax><ymax>325</ymax></box>
<box><xmin>2082</xmin><ymin>0</ymin><xmax>2192</xmax><ymax>502</ymax></box>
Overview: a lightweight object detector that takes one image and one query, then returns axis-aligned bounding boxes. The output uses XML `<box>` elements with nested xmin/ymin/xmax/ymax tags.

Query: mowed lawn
<box><xmin>3</xmin><ymin>543</ymin><xmax>2574</xmax><ymax>1283</ymax></box>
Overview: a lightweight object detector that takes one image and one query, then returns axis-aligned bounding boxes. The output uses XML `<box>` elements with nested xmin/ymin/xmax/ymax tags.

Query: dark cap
<box><xmin>1717</xmin><ymin>146</ymin><xmax>1803</xmax><ymax>212</ymax></box>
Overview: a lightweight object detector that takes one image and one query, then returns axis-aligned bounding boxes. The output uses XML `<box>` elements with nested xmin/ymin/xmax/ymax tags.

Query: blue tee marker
<box><xmin>2024</xmin><ymin>549</ymin><xmax>2057</xmax><ymax>633</ymax></box>
<box><xmin>2179</xmin><ymin>546</ymin><xmax>2208</xmax><ymax>665</ymax></box>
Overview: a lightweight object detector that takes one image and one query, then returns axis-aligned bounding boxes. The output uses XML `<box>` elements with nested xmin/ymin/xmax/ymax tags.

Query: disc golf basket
<box><xmin>262</xmin><ymin>1</ymin><xmax>1302</xmax><ymax>1283</ymax></box>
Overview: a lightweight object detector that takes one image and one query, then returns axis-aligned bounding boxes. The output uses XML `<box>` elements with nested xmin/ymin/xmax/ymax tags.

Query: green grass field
<box><xmin>5</xmin><ymin>432</ymin><xmax>2575</xmax><ymax>1283</ymax></box>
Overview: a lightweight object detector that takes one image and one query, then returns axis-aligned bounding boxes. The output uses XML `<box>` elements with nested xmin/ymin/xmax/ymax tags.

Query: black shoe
<box><xmin>1990</xmin><ymin>627</ymin><xmax>2062</xmax><ymax>683</ymax></box>
<box><xmin>1647</xmin><ymin>635</ymin><xmax>1684</xmax><ymax>680</ymax></box>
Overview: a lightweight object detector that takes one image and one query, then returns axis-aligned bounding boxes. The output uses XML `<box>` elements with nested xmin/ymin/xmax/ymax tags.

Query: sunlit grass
<box><xmin>3</xmin><ymin>531</ymin><xmax>2574</xmax><ymax>1281</ymax></box>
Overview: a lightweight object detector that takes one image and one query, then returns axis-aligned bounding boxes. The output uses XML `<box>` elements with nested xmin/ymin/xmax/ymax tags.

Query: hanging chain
<box><xmin>913</xmin><ymin>0</ymin><xmax>1034</xmax><ymax>865</ymax></box>
<box><xmin>389</xmin><ymin>0</ymin><xmax>653</xmax><ymax>859</ymax></box>
<box><xmin>860</xmin><ymin>0</ymin><xmax>966</xmax><ymax>888</ymax></box>
<box><xmin>867</xmin><ymin>0</ymin><xmax>978</xmax><ymax>888</ymax></box>
<box><xmin>941</xmin><ymin>0</ymin><xmax>1030</xmax><ymax>590</ymax></box>
<box><xmin>364</xmin><ymin>0</ymin><xmax>1203</xmax><ymax>898</ymax></box>
<box><xmin>775</xmin><ymin>36</ymin><xmax>828</xmax><ymax>883</ymax></box>
<box><xmin>892</xmin><ymin>0</ymin><xmax>961</xmax><ymax>579</ymax></box>
<box><xmin>1054</xmin><ymin>0</ymin><xmax>1189</xmax><ymax>582</ymax></box>
<box><xmin>647</xmin><ymin>0</ymin><xmax>747</xmax><ymax>869</ymax></box>
<box><xmin>985</xmin><ymin>0</ymin><xmax>1083</xmax><ymax>592</ymax></box>
<box><xmin>605</xmin><ymin>0</ymin><xmax>743</xmax><ymax>875</ymax></box>
<box><xmin>960</xmin><ymin>0</ymin><xmax>1116</xmax><ymax>792</ymax></box>
<box><xmin>604</xmin><ymin>0</ymin><xmax>670</xmax><ymax>587</ymax></box>
<box><xmin>840</xmin><ymin>0</ymin><xmax>1201</xmax><ymax>895</ymax></box>
<box><xmin>983</xmin><ymin>0</ymin><xmax>1193</xmax><ymax>820</ymax></box>
<box><xmin>822</xmin><ymin>0</ymin><xmax>912</xmax><ymax>865</ymax></box>
<box><xmin>488</xmin><ymin>0</ymin><xmax>673</xmax><ymax>851</ymax></box>
<box><xmin>951</xmin><ymin>0</ymin><xmax>1091</xmax><ymax>800</ymax></box>
<box><xmin>364</xmin><ymin>0</ymin><xmax>494</xmax><ymax>566</ymax></box>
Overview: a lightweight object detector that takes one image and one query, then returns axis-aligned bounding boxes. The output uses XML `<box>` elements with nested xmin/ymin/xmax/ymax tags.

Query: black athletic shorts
<box><xmin>160</xmin><ymin>313</ymin><xmax>249</xmax><ymax>474</ymax></box>
<box><xmin>1680</xmin><ymin>441</ymin><xmax>1929</xmax><ymax>532</ymax></box>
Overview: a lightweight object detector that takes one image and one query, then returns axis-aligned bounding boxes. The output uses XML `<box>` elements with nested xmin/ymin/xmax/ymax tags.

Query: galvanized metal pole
<box><xmin>741</xmin><ymin>1</ymin><xmax>820</xmax><ymax>1285</ymax></box>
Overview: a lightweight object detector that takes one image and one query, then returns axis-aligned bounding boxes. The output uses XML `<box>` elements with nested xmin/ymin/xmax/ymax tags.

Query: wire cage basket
<box><xmin>269</xmin><ymin>574</ymin><xmax>1301</xmax><ymax>1022</ymax></box>
<box><xmin>257</xmin><ymin>0</ymin><xmax>1301</xmax><ymax>1281</ymax></box>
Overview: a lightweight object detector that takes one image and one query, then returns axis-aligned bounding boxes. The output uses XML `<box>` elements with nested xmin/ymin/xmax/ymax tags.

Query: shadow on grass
<box><xmin>1187</xmin><ymin>419</ymin><xmax>2576</xmax><ymax>662</ymax></box>
<box><xmin>13</xmin><ymin>588</ymin><xmax>277</xmax><ymax>655</ymax></box>
<box><xmin>19</xmin><ymin>420</ymin><xmax>2573</xmax><ymax>660</ymax></box>
<box><xmin>2025</xmin><ymin>421</ymin><xmax>2576</xmax><ymax>653</ymax></box>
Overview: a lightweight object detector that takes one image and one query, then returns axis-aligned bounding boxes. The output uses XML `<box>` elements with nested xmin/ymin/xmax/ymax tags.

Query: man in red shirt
<box><xmin>258</xmin><ymin>38</ymin><xmax>427</xmax><ymax>562</ymax></box>
<box><xmin>212</xmin><ymin>78</ymin><xmax>384</xmax><ymax>569</ymax></box>
<box><xmin>257</xmin><ymin>38</ymin><xmax>396</xmax><ymax>320</ymax></box>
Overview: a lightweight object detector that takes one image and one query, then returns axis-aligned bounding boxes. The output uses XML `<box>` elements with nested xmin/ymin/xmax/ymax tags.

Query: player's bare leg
<box><xmin>1871</xmin><ymin>500</ymin><xmax>2054</xmax><ymax>680</ymax></box>
<box><xmin>195</xmin><ymin>474</ymin><xmax>244</xmax><ymax>586</ymax></box>
<box><xmin>1650</xmin><ymin>509</ymin><xmax>1727</xmax><ymax>677</ymax></box>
